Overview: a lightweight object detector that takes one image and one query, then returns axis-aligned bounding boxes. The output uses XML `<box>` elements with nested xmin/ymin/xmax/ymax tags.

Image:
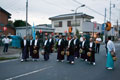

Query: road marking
<box><xmin>5</xmin><ymin>66</ymin><xmax>53</xmax><ymax>80</ymax></box>
<box><xmin>0</xmin><ymin>59</ymin><xmax>18</xmax><ymax>64</ymax></box>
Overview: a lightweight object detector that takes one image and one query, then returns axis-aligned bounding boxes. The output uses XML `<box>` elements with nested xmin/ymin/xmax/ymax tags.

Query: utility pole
<box><xmin>104</xmin><ymin>8</ymin><xmax>107</xmax><ymax>23</ymax></box>
<box><xmin>104</xmin><ymin>8</ymin><xmax>107</xmax><ymax>43</ymax></box>
<box><xmin>109</xmin><ymin>0</ymin><xmax>111</xmax><ymax>22</ymax></box>
<box><xmin>26</xmin><ymin>0</ymin><xmax>28</xmax><ymax>37</ymax></box>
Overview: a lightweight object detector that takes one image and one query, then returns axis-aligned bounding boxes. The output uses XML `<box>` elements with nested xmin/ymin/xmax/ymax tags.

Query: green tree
<box><xmin>13</xmin><ymin>20</ymin><xmax>30</xmax><ymax>27</ymax></box>
<box><xmin>6</xmin><ymin>20</ymin><xmax>14</xmax><ymax>27</ymax></box>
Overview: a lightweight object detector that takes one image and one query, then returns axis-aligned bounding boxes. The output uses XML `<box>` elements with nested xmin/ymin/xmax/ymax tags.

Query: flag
<box><xmin>32</xmin><ymin>23</ymin><xmax>36</xmax><ymax>40</ymax></box>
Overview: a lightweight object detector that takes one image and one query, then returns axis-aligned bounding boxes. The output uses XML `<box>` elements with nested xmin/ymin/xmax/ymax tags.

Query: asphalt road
<box><xmin>0</xmin><ymin>43</ymin><xmax>120</xmax><ymax>80</ymax></box>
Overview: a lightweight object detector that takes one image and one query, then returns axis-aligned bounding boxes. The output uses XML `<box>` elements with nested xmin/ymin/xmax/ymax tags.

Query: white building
<box><xmin>49</xmin><ymin>13</ymin><xmax>102</xmax><ymax>34</ymax></box>
<box><xmin>16</xmin><ymin>25</ymin><xmax>54</xmax><ymax>38</ymax></box>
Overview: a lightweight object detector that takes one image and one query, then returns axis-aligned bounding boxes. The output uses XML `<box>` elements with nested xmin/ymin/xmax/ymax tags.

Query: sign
<box><xmin>93</xmin><ymin>21</ymin><xmax>97</xmax><ymax>29</ymax></box>
<box><xmin>106</xmin><ymin>22</ymin><xmax>111</xmax><ymax>31</ymax></box>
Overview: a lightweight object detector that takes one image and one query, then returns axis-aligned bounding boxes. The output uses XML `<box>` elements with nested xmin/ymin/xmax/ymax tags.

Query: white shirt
<box><xmin>80</xmin><ymin>37</ymin><xmax>83</xmax><ymax>42</ymax></box>
<box><xmin>30</xmin><ymin>40</ymin><xmax>32</xmax><ymax>46</ymax></box>
<box><xmin>74</xmin><ymin>39</ymin><xmax>77</xmax><ymax>45</ymax></box>
<box><xmin>90</xmin><ymin>42</ymin><xmax>93</xmax><ymax>48</ymax></box>
<box><xmin>96</xmin><ymin>38</ymin><xmax>102</xmax><ymax>42</ymax></box>
<box><xmin>44</xmin><ymin>40</ymin><xmax>48</xmax><ymax>46</ymax></box>
<box><xmin>58</xmin><ymin>39</ymin><xmax>62</xmax><ymax>46</ymax></box>
<box><xmin>68</xmin><ymin>39</ymin><xmax>72</xmax><ymax>47</ymax></box>
<box><xmin>24</xmin><ymin>40</ymin><xmax>26</xmax><ymax>46</ymax></box>
<box><xmin>2</xmin><ymin>38</ymin><xmax>10</xmax><ymax>44</ymax></box>
<box><xmin>49</xmin><ymin>39</ymin><xmax>52</xmax><ymax>43</ymax></box>
<box><xmin>82</xmin><ymin>41</ymin><xmax>85</xmax><ymax>48</ymax></box>
<box><xmin>34</xmin><ymin>39</ymin><xmax>38</xmax><ymax>46</ymax></box>
<box><xmin>107</xmin><ymin>40</ymin><xmax>115</xmax><ymax>52</ymax></box>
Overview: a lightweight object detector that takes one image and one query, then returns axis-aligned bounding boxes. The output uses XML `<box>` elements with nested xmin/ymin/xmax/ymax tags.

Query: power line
<box><xmin>72</xmin><ymin>0</ymin><xmax>118</xmax><ymax>23</ymax></box>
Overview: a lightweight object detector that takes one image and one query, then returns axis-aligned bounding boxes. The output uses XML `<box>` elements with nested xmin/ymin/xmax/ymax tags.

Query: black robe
<box><xmin>29</xmin><ymin>40</ymin><xmax>33</xmax><ymax>57</ymax></box>
<box><xmin>48</xmin><ymin>38</ymin><xmax>54</xmax><ymax>53</ymax></box>
<box><xmin>32</xmin><ymin>39</ymin><xmax>40</xmax><ymax>59</ymax></box>
<box><xmin>74</xmin><ymin>39</ymin><xmax>80</xmax><ymax>58</ymax></box>
<box><xmin>67</xmin><ymin>39</ymin><xmax>75</xmax><ymax>62</ymax></box>
<box><xmin>87</xmin><ymin>42</ymin><xmax>95</xmax><ymax>63</ymax></box>
<box><xmin>81</xmin><ymin>40</ymin><xmax>89</xmax><ymax>60</ymax></box>
<box><xmin>56</xmin><ymin>39</ymin><xmax>65</xmax><ymax>60</ymax></box>
<box><xmin>21</xmin><ymin>39</ymin><xmax>29</xmax><ymax>59</ymax></box>
<box><xmin>43</xmin><ymin>40</ymin><xmax>50</xmax><ymax>61</ymax></box>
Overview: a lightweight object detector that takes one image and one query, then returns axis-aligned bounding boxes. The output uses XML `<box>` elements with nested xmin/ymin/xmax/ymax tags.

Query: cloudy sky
<box><xmin>0</xmin><ymin>0</ymin><xmax>120</xmax><ymax>25</ymax></box>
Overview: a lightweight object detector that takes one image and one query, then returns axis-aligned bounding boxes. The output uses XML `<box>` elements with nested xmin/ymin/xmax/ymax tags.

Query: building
<box><xmin>0</xmin><ymin>7</ymin><xmax>15</xmax><ymax>35</ymax></box>
<box><xmin>16</xmin><ymin>25</ymin><xmax>54</xmax><ymax>38</ymax></box>
<box><xmin>49</xmin><ymin>13</ymin><xmax>102</xmax><ymax>35</ymax></box>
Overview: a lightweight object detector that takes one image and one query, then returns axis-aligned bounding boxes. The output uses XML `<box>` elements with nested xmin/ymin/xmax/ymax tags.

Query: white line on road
<box><xmin>0</xmin><ymin>59</ymin><xmax>18</xmax><ymax>64</ymax></box>
<box><xmin>5</xmin><ymin>66</ymin><xmax>53</xmax><ymax>80</ymax></box>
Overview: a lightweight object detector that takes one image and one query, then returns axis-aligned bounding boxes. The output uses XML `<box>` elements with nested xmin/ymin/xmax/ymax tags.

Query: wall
<box><xmin>0</xmin><ymin>11</ymin><xmax>8</xmax><ymax>25</ymax></box>
<box><xmin>0</xmin><ymin>27</ymin><xmax>16</xmax><ymax>35</ymax></box>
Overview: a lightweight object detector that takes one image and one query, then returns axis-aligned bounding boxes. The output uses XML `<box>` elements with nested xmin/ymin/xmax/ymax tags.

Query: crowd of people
<box><xmin>2</xmin><ymin>34</ymin><xmax>116</xmax><ymax>70</ymax></box>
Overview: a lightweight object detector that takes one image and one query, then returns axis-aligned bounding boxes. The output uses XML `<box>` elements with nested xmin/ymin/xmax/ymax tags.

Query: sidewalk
<box><xmin>0</xmin><ymin>47</ymin><xmax>21</xmax><ymax>58</ymax></box>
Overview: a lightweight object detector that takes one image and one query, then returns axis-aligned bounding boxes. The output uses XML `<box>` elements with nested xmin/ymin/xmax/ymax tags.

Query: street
<box><xmin>0</xmin><ymin>43</ymin><xmax>120</xmax><ymax>80</ymax></box>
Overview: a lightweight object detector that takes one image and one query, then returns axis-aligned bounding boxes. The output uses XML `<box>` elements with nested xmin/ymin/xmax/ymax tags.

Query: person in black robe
<box><xmin>81</xmin><ymin>37</ymin><xmax>89</xmax><ymax>61</ymax></box>
<box><xmin>87</xmin><ymin>38</ymin><xmax>96</xmax><ymax>65</ymax></box>
<box><xmin>32</xmin><ymin>36</ymin><xmax>40</xmax><ymax>61</ymax></box>
<box><xmin>63</xmin><ymin>36</ymin><xmax>68</xmax><ymax>57</ymax></box>
<box><xmin>56</xmin><ymin>35</ymin><xmax>65</xmax><ymax>62</ymax></box>
<box><xmin>48</xmin><ymin>35</ymin><xmax>54</xmax><ymax>53</ymax></box>
<box><xmin>67</xmin><ymin>35</ymin><xmax>75</xmax><ymax>64</ymax></box>
<box><xmin>29</xmin><ymin>36</ymin><xmax>33</xmax><ymax>57</ymax></box>
<box><xmin>74</xmin><ymin>35</ymin><xmax>80</xmax><ymax>59</ymax></box>
<box><xmin>43</xmin><ymin>36</ymin><xmax>50</xmax><ymax>61</ymax></box>
<box><xmin>21</xmin><ymin>36</ymin><xmax>29</xmax><ymax>62</ymax></box>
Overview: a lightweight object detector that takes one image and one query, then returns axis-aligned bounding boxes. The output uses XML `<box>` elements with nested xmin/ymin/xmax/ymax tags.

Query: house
<box><xmin>0</xmin><ymin>7</ymin><xmax>15</xmax><ymax>35</ymax></box>
<box><xmin>49</xmin><ymin>13</ymin><xmax>102</xmax><ymax>35</ymax></box>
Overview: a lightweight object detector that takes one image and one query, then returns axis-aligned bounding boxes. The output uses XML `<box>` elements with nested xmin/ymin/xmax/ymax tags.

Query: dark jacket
<box><xmin>88</xmin><ymin>42</ymin><xmax>95</xmax><ymax>53</ymax></box>
<box><xmin>32</xmin><ymin>39</ymin><xmax>40</xmax><ymax>49</ymax></box>
<box><xmin>44</xmin><ymin>40</ymin><xmax>50</xmax><ymax>53</ymax></box>
<box><xmin>56</xmin><ymin>39</ymin><xmax>65</xmax><ymax>50</ymax></box>
<box><xmin>21</xmin><ymin>39</ymin><xmax>29</xmax><ymax>49</ymax></box>
<box><xmin>68</xmin><ymin>39</ymin><xmax>75</xmax><ymax>55</ymax></box>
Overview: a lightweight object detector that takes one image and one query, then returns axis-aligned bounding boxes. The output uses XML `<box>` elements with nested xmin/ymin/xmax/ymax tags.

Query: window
<box><xmin>67</xmin><ymin>21</ymin><xmax>71</xmax><ymax>26</ymax></box>
<box><xmin>67</xmin><ymin>20</ymin><xmax>80</xmax><ymax>27</ymax></box>
<box><xmin>54</xmin><ymin>21</ymin><xmax>62</xmax><ymax>27</ymax></box>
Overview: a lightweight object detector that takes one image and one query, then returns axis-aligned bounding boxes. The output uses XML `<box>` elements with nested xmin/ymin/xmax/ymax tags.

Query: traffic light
<box><xmin>68</xmin><ymin>27</ymin><xmax>72</xmax><ymax>33</ymax></box>
<box><xmin>106</xmin><ymin>22</ymin><xmax>111</xmax><ymax>31</ymax></box>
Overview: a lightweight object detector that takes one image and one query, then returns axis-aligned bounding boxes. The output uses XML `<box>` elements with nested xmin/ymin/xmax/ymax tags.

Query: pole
<box><xmin>26</xmin><ymin>0</ymin><xmax>28</xmax><ymax>36</ymax></box>
<box><xmin>109</xmin><ymin>0</ymin><xmax>111</xmax><ymax>22</ymax></box>
<box><xmin>104</xmin><ymin>8</ymin><xmax>107</xmax><ymax>42</ymax></box>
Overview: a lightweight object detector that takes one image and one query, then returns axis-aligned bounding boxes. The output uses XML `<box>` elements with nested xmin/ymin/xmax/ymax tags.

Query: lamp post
<box><xmin>72</xmin><ymin>4</ymin><xmax>85</xmax><ymax>34</ymax></box>
<box><xmin>109</xmin><ymin>0</ymin><xmax>115</xmax><ymax>22</ymax></box>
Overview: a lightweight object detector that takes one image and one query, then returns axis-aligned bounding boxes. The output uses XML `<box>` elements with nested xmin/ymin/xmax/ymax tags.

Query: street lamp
<box><xmin>71</xmin><ymin>4</ymin><xmax>85</xmax><ymax>34</ymax></box>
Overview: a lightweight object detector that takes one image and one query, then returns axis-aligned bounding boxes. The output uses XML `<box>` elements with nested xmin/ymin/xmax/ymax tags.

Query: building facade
<box><xmin>0</xmin><ymin>7</ymin><xmax>15</xmax><ymax>36</ymax></box>
<box><xmin>49</xmin><ymin>13</ymin><xmax>102</xmax><ymax>34</ymax></box>
<box><xmin>16</xmin><ymin>25</ymin><xmax>54</xmax><ymax>38</ymax></box>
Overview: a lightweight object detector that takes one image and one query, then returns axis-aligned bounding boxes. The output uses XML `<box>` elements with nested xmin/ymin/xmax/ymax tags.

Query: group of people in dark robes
<box><xmin>21</xmin><ymin>36</ymin><xmax>40</xmax><ymax>62</ymax></box>
<box><xmin>56</xmin><ymin>35</ymin><xmax>96</xmax><ymax>65</ymax></box>
<box><xmin>20</xmin><ymin>34</ymin><xmax>96</xmax><ymax>65</ymax></box>
<box><xmin>21</xmin><ymin>35</ymin><xmax>54</xmax><ymax>62</ymax></box>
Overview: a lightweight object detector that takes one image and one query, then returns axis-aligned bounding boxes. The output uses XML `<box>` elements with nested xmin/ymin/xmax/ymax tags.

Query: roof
<box><xmin>49</xmin><ymin>13</ymin><xmax>94</xmax><ymax>20</ymax></box>
<box><xmin>0</xmin><ymin>7</ymin><xmax>11</xmax><ymax>18</ymax></box>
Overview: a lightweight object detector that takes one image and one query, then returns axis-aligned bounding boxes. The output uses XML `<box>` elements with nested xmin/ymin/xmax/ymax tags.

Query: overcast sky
<box><xmin>0</xmin><ymin>0</ymin><xmax>120</xmax><ymax>25</ymax></box>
